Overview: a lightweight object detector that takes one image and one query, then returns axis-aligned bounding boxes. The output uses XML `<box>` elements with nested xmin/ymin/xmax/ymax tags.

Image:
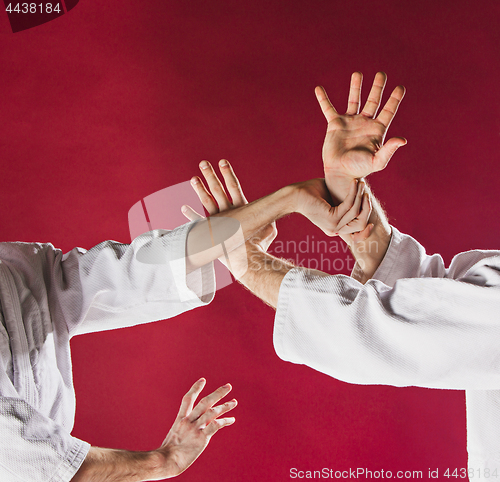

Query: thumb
<box><xmin>181</xmin><ymin>205</ymin><xmax>205</xmax><ymax>221</ymax></box>
<box><xmin>373</xmin><ymin>137</ymin><xmax>407</xmax><ymax>172</ymax></box>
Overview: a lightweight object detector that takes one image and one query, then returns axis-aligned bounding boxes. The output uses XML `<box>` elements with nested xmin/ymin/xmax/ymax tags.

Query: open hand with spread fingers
<box><xmin>316</xmin><ymin>72</ymin><xmax>406</xmax><ymax>182</ymax></box>
<box><xmin>155</xmin><ymin>379</ymin><xmax>237</xmax><ymax>479</ymax></box>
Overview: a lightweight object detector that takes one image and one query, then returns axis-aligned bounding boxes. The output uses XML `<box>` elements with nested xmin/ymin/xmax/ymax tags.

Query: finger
<box><xmin>187</xmin><ymin>383</ymin><xmax>232</xmax><ymax>422</ymax></box>
<box><xmin>372</xmin><ymin>137</ymin><xmax>407</xmax><ymax>172</ymax></box>
<box><xmin>204</xmin><ymin>417</ymin><xmax>236</xmax><ymax>437</ymax></box>
<box><xmin>181</xmin><ymin>205</ymin><xmax>205</xmax><ymax>221</ymax></box>
<box><xmin>177</xmin><ymin>378</ymin><xmax>206</xmax><ymax>420</ymax></box>
<box><xmin>218</xmin><ymin>160</ymin><xmax>247</xmax><ymax>207</ymax></box>
<box><xmin>351</xmin><ymin>223</ymin><xmax>374</xmax><ymax>244</ymax></box>
<box><xmin>339</xmin><ymin>193</ymin><xmax>372</xmax><ymax>235</ymax></box>
<box><xmin>361</xmin><ymin>72</ymin><xmax>387</xmax><ymax>118</ymax></box>
<box><xmin>337</xmin><ymin>181</ymin><xmax>365</xmax><ymax>231</ymax></box>
<box><xmin>191</xmin><ymin>176</ymin><xmax>219</xmax><ymax>215</ymax></box>
<box><xmin>197</xmin><ymin>399</ymin><xmax>238</xmax><ymax>428</ymax></box>
<box><xmin>199</xmin><ymin>161</ymin><xmax>232</xmax><ymax>211</ymax></box>
<box><xmin>349</xmin><ymin>192</ymin><xmax>372</xmax><ymax>231</ymax></box>
<box><xmin>377</xmin><ymin>85</ymin><xmax>406</xmax><ymax>128</ymax></box>
<box><xmin>315</xmin><ymin>85</ymin><xmax>339</xmax><ymax>123</ymax></box>
<box><xmin>358</xmin><ymin>192</ymin><xmax>372</xmax><ymax>225</ymax></box>
<box><xmin>335</xmin><ymin>179</ymin><xmax>358</xmax><ymax>219</ymax></box>
<box><xmin>346</xmin><ymin>72</ymin><xmax>363</xmax><ymax>115</ymax></box>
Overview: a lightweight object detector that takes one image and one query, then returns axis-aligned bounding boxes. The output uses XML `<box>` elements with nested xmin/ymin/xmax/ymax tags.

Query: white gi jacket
<box><xmin>0</xmin><ymin>224</ymin><xmax>214</xmax><ymax>482</ymax></box>
<box><xmin>275</xmin><ymin>227</ymin><xmax>500</xmax><ymax>471</ymax></box>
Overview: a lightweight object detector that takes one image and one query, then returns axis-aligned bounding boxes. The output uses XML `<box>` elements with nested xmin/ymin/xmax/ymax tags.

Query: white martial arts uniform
<box><xmin>0</xmin><ymin>224</ymin><xmax>214</xmax><ymax>482</ymax></box>
<box><xmin>275</xmin><ymin>227</ymin><xmax>500</xmax><ymax>472</ymax></box>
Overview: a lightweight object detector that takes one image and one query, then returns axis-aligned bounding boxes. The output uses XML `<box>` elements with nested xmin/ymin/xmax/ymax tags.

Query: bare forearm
<box><xmin>71</xmin><ymin>447</ymin><xmax>166</xmax><ymax>482</ymax></box>
<box><xmin>186</xmin><ymin>186</ymin><xmax>295</xmax><ymax>271</ymax></box>
<box><xmin>236</xmin><ymin>243</ymin><xmax>295</xmax><ymax>309</ymax></box>
<box><xmin>233</xmin><ymin>241</ymin><xmax>335</xmax><ymax>308</ymax></box>
<box><xmin>325</xmin><ymin>172</ymin><xmax>391</xmax><ymax>283</ymax></box>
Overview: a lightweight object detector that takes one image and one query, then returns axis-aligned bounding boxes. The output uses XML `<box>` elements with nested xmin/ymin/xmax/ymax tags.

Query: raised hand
<box><xmin>182</xmin><ymin>159</ymin><xmax>278</xmax><ymax>252</ymax></box>
<box><xmin>156</xmin><ymin>379</ymin><xmax>237</xmax><ymax>478</ymax></box>
<box><xmin>316</xmin><ymin>72</ymin><xmax>406</xmax><ymax>181</ymax></box>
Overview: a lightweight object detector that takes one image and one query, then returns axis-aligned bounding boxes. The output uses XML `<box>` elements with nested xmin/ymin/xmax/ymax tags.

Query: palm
<box><xmin>316</xmin><ymin>72</ymin><xmax>406</xmax><ymax>179</ymax></box>
<box><xmin>323</xmin><ymin>115</ymin><xmax>387</xmax><ymax>178</ymax></box>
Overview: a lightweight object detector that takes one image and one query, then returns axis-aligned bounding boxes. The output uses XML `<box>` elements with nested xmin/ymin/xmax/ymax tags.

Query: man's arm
<box><xmin>72</xmin><ymin>379</ymin><xmax>236</xmax><ymax>481</ymax></box>
<box><xmin>215</xmin><ymin>172</ymin><xmax>500</xmax><ymax>389</ymax></box>
<box><xmin>181</xmin><ymin>161</ymin><xmax>354</xmax><ymax>308</ymax></box>
<box><xmin>181</xmin><ymin>157</ymin><xmax>500</xmax><ymax>391</ymax></box>
<box><xmin>71</xmin><ymin>448</ymin><xmax>162</xmax><ymax>482</ymax></box>
<box><xmin>236</xmin><ymin>243</ymin><xmax>295</xmax><ymax>309</ymax></box>
<box><xmin>183</xmin><ymin>160</ymin><xmax>371</xmax><ymax>275</ymax></box>
<box><xmin>315</xmin><ymin>72</ymin><xmax>406</xmax><ymax>283</ymax></box>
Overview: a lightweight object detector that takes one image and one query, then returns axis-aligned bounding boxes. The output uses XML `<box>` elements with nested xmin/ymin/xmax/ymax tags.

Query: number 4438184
<box><xmin>6</xmin><ymin>3</ymin><xmax>61</xmax><ymax>14</ymax></box>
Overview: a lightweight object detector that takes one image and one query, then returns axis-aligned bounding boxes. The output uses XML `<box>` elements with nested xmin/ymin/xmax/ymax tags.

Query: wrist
<box><xmin>274</xmin><ymin>184</ymin><xmax>298</xmax><ymax>216</ymax></box>
<box><xmin>323</xmin><ymin>170</ymin><xmax>357</xmax><ymax>203</ymax></box>
<box><xmin>150</xmin><ymin>449</ymin><xmax>176</xmax><ymax>480</ymax></box>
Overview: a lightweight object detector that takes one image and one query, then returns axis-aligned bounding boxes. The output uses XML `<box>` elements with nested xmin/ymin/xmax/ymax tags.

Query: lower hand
<box><xmin>155</xmin><ymin>379</ymin><xmax>236</xmax><ymax>479</ymax></box>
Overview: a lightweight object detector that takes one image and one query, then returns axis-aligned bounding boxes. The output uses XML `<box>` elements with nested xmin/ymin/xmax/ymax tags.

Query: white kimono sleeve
<box><xmin>0</xmin><ymin>397</ymin><xmax>89</xmax><ymax>482</ymax></box>
<box><xmin>274</xmin><ymin>227</ymin><xmax>500</xmax><ymax>390</ymax></box>
<box><xmin>43</xmin><ymin>222</ymin><xmax>215</xmax><ymax>336</ymax></box>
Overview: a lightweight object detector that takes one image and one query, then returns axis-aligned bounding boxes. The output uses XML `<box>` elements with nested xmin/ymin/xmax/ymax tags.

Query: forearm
<box><xmin>233</xmin><ymin>242</ymin><xmax>330</xmax><ymax>309</ymax></box>
<box><xmin>234</xmin><ymin>242</ymin><xmax>295</xmax><ymax>309</ymax></box>
<box><xmin>186</xmin><ymin>186</ymin><xmax>295</xmax><ymax>271</ymax></box>
<box><xmin>71</xmin><ymin>447</ymin><xmax>167</xmax><ymax>482</ymax></box>
<box><xmin>325</xmin><ymin>172</ymin><xmax>391</xmax><ymax>283</ymax></box>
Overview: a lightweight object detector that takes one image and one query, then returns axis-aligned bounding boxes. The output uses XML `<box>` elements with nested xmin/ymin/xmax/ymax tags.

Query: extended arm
<box><xmin>182</xmin><ymin>161</ymin><xmax>365</xmax><ymax>308</ymax></box>
<box><xmin>272</xmin><ymin>231</ymin><xmax>500</xmax><ymax>391</ymax></box>
<box><xmin>181</xmin><ymin>160</ymin><xmax>500</xmax><ymax>390</ymax></box>
<box><xmin>237</xmin><ymin>243</ymin><xmax>296</xmax><ymax>308</ymax></box>
<box><xmin>213</xmin><ymin>227</ymin><xmax>500</xmax><ymax>390</ymax></box>
<box><xmin>183</xmin><ymin>160</ymin><xmax>371</xmax><ymax>275</ymax></box>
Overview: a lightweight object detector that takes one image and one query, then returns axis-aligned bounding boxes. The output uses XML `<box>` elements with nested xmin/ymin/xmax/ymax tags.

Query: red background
<box><xmin>1</xmin><ymin>1</ymin><xmax>499</xmax><ymax>480</ymax></box>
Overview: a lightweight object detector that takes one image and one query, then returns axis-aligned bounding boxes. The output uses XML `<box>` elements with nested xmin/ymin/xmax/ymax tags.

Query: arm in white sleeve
<box><xmin>0</xmin><ymin>222</ymin><xmax>215</xmax><ymax>337</ymax></box>
<box><xmin>274</xmin><ymin>227</ymin><xmax>500</xmax><ymax>390</ymax></box>
<box><xmin>0</xmin><ymin>397</ymin><xmax>89</xmax><ymax>482</ymax></box>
